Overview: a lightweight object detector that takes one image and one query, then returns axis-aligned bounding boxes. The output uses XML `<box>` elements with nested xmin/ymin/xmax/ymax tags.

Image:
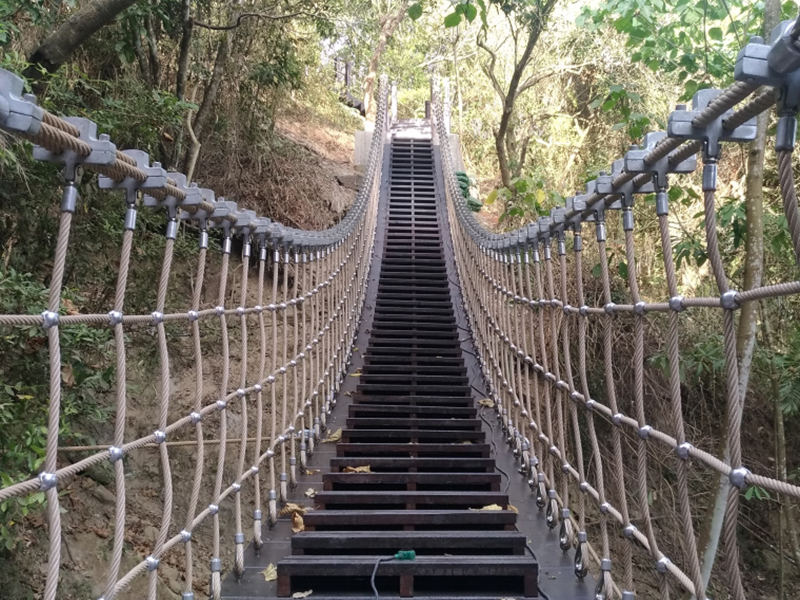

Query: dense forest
<box><xmin>1</xmin><ymin>0</ymin><xmax>800</xmax><ymax>598</ymax></box>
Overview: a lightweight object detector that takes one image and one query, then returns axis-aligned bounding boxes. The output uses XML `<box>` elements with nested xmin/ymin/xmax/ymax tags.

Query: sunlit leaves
<box><xmin>408</xmin><ymin>3</ymin><xmax>423</xmax><ymax>21</ymax></box>
<box><xmin>444</xmin><ymin>1</ymin><xmax>479</xmax><ymax>28</ymax></box>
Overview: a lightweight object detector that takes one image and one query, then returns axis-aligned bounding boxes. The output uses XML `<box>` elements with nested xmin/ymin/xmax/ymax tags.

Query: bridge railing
<box><xmin>433</xmin><ymin>20</ymin><xmax>800</xmax><ymax>600</ymax></box>
<box><xmin>0</xmin><ymin>71</ymin><xmax>388</xmax><ymax>599</ymax></box>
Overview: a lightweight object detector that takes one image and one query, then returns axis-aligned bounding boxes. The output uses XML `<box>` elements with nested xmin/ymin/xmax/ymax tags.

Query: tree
<box><xmin>476</xmin><ymin>0</ymin><xmax>558</xmax><ymax>188</ymax></box>
<box><xmin>22</xmin><ymin>0</ymin><xmax>139</xmax><ymax>81</ymax></box>
<box><xmin>362</xmin><ymin>0</ymin><xmax>413</xmax><ymax>121</ymax></box>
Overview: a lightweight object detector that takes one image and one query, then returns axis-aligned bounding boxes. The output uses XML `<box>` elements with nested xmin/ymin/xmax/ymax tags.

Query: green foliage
<box><xmin>588</xmin><ymin>83</ymin><xmax>653</xmax><ymax>139</ymax></box>
<box><xmin>485</xmin><ymin>174</ymin><xmax>560</xmax><ymax>225</ymax></box>
<box><xmin>444</xmin><ymin>1</ymin><xmax>479</xmax><ymax>28</ymax></box>
<box><xmin>0</xmin><ymin>269</ymin><xmax>114</xmax><ymax>551</ymax></box>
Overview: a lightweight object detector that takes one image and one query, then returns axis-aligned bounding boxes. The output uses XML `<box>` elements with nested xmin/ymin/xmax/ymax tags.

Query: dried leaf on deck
<box><xmin>475</xmin><ymin>504</ymin><xmax>503</xmax><ymax>511</ymax></box>
<box><xmin>292</xmin><ymin>511</ymin><xmax>305</xmax><ymax>533</ymax></box>
<box><xmin>262</xmin><ymin>564</ymin><xmax>277</xmax><ymax>581</ymax></box>
<box><xmin>508</xmin><ymin>504</ymin><xmax>519</xmax><ymax>514</ymax></box>
<box><xmin>322</xmin><ymin>428</ymin><xmax>342</xmax><ymax>443</ymax></box>
<box><xmin>305</xmin><ymin>487</ymin><xmax>317</xmax><ymax>498</ymax></box>
<box><xmin>343</xmin><ymin>465</ymin><xmax>371</xmax><ymax>473</ymax></box>
<box><xmin>478</xmin><ymin>398</ymin><xmax>495</xmax><ymax>408</ymax></box>
<box><xmin>306</xmin><ymin>469</ymin><xmax>320</xmax><ymax>475</ymax></box>
<box><xmin>292</xmin><ymin>591</ymin><xmax>313</xmax><ymax>599</ymax></box>
<box><xmin>349</xmin><ymin>369</ymin><xmax>362</xmax><ymax>377</ymax></box>
<box><xmin>280</xmin><ymin>502</ymin><xmax>313</xmax><ymax>516</ymax></box>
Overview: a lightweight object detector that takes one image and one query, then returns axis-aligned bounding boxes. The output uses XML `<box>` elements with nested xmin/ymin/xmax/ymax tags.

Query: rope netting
<box><xmin>433</xmin><ymin>22</ymin><xmax>800</xmax><ymax>600</ymax></box>
<box><xmin>0</xmin><ymin>69</ymin><xmax>388</xmax><ymax>599</ymax></box>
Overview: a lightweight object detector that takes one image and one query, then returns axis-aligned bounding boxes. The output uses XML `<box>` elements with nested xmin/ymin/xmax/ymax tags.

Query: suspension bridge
<box><xmin>3</xmin><ymin>18</ymin><xmax>800</xmax><ymax>600</ymax></box>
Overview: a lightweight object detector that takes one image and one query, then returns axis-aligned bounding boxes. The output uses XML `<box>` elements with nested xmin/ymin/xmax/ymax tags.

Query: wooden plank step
<box><xmin>322</xmin><ymin>471</ymin><xmax>500</xmax><ymax>491</ymax></box>
<box><xmin>359</xmin><ymin>365</ymin><xmax>467</xmax><ymax>375</ymax></box>
<box><xmin>290</xmin><ymin>531</ymin><xmax>527</xmax><ymax>554</ymax></box>
<box><xmin>302</xmin><ymin>510</ymin><xmax>518</xmax><ymax>530</ymax></box>
<box><xmin>348</xmin><ymin>404</ymin><xmax>476</xmax><ymax>417</ymax></box>
<box><xmin>345</xmin><ymin>417</ymin><xmax>482</xmax><ymax>431</ymax></box>
<box><xmin>313</xmin><ymin>490</ymin><xmax>508</xmax><ymax>509</ymax></box>
<box><xmin>350</xmin><ymin>395</ymin><xmax>473</xmax><ymax>405</ymax></box>
<box><xmin>335</xmin><ymin>443</ymin><xmax>490</xmax><ymax>458</ymax></box>
<box><xmin>340</xmin><ymin>429</ymin><xmax>485</xmax><ymax>443</ymax></box>
<box><xmin>276</xmin><ymin>555</ymin><xmax>537</xmax><ymax>597</ymax></box>
<box><xmin>330</xmin><ymin>457</ymin><xmax>495</xmax><ymax>472</ymax></box>
<box><xmin>356</xmin><ymin>384</ymin><xmax>473</xmax><ymax>395</ymax></box>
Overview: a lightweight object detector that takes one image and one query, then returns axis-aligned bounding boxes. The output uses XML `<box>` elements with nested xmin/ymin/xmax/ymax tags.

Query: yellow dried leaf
<box><xmin>322</xmin><ymin>428</ymin><xmax>342</xmax><ymax>443</ymax></box>
<box><xmin>292</xmin><ymin>591</ymin><xmax>313</xmax><ymax>599</ymax></box>
<box><xmin>305</xmin><ymin>487</ymin><xmax>317</xmax><ymax>498</ymax></box>
<box><xmin>479</xmin><ymin>504</ymin><xmax>503</xmax><ymax>511</ymax></box>
<box><xmin>262</xmin><ymin>564</ymin><xmax>277</xmax><ymax>581</ymax></box>
<box><xmin>460</xmin><ymin>440</ymin><xmax>472</xmax><ymax>444</ymax></box>
<box><xmin>343</xmin><ymin>465</ymin><xmax>371</xmax><ymax>473</ymax></box>
<box><xmin>292</xmin><ymin>511</ymin><xmax>304</xmax><ymax>533</ymax></box>
<box><xmin>349</xmin><ymin>369</ymin><xmax>362</xmax><ymax>377</ymax></box>
<box><xmin>280</xmin><ymin>502</ymin><xmax>313</xmax><ymax>516</ymax></box>
<box><xmin>61</xmin><ymin>364</ymin><xmax>76</xmax><ymax>387</ymax></box>
<box><xmin>478</xmin><ymin>398</ymin><xmax>495</xmax><ymax>408</ymax></box>
<box><xmin>508</xmin><ymin>504</ymin><xmax>519</xmax><ymax>514</ymax></box>
<box><xmin>306</xmin><ymin>469</ymin><xmax>320</xmax><ymax>475</ymax></box>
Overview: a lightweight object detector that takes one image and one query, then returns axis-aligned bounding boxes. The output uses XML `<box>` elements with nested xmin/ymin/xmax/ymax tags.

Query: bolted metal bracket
<box><xmin>33</xmin><ymin>117</ymin><xmax>116</xmax><ymax>180</ymax></box>
<box><xmin>624</xmin><ymin>131</ymin><xmax>697</xmax><ymax>190</ymax></box>
<box><xmin>667</xmin><ymin>89</ymin><xmax>757</xmax><ymax>160</ymax></box>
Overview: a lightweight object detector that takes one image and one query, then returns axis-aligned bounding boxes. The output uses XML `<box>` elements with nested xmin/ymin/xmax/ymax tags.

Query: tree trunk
<box><xmin>23</xmin><ymin>0</ymin><xmax>139</xmax><ymax>80</ymax></box>
<box><xmin>175</xmin><ymin>0</ymin><xmax>193</xmax><ymax>101</ymax></box>
<box><xmin>144</xmin><ymin>13</ymin><xmax>161</xmax><ymax>89</ymax></box>
<box><xmin>490</xmin><ymin>2</ymin><xmax>556</xmax><ymax>188</ymax></box>
<box><xmin>192</xmin><ymin>33</ymin><xmax>230</xmax><ymax>142</ymax></box>
<box><xmin>363</xmin><ymin>0</ymin><xmax>411</xmax><ymax>122</ymax></box>
<box><xmin>696</xmin><ymin>0</ymin><xmax>779</xmax><ymax>587</ymax></box>
<box><xmin>133</xmin><ymin>32</ymin><xmax>152</xmax><ymax>86</ymax></box>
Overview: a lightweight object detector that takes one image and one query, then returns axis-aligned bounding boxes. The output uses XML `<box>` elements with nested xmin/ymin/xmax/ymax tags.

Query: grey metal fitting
<box><xmin>721</xmin><ymin>289</ymin><xmax>740</xmax><ymax>310</ymax></box>
<box><xmin>538</xmin><ymin>433</ymin><xmax>547</xmax><ymax>443</ymax></box>
<box><xmin>236</xmin><ymin>388</ymin><xmax>246</xmax><ymax>398</ymax></box>
<box><xmin>187</xmin><ymin>310</ymin><xmax>199</xmax><ymax>322</ymax></box>
<box><xmin>579</xmin><ymin>305</ymin><xmax>589</xmax><ymax>317</ymax></box>
<box><xmin>236</xmin><ymin>306</ymin><xmax>245</xmax><ymax>317</ymax></box>
<box><xmin>180</xmin><ymin>529</ymin><xmax>192</xmax><ymax>543</ymax></box>
<box><xmin>577</xmin><ymin>531</ymin><xmax>587</xmax><ymax>543</ymax></box>
<box><xmin>656</xmin><ymin>555</ymin><xmax>671</xmax><ymax>573</ymax></box>
<box><xmin>777</xmin><ymin>114</ymin><xmax>797</xmax><ymax>151</ymax></box>
<box><xmin>41</xmin><ymin>310</ymin><xmax>59</xmax><ymax>329</ymax></box>
<box><xmin>109</xmin><ymin>446</ymin><xmax>124</xmax><ymax>462</ymax></box>
<box><xmin>556</xmin><ymin>380</ymin><xmax>568</xmax><ymax>390</ymax></box>
<box><xmin>266</xmin><ymin>450</ymin><xmax>274</xmax><ymax>459</ymax></box>
<box><xmin>561</xmin><ymin>508</ymin><xmax>570</xmax><ymax>519</ymax></box>
<box><xmin>623</xmin><ymin>524</ymin><xmax>637</xmax><ymax>539</ymax></box>
<box><xmin>145</xmin><ymin>556</ymin><xmax>160</xmax><ymax>571</ymax></box>
<box><xmin>669</xmin><ymin>295</ymin><xmax>685</xmax><ymax>312</ymax></box>
<box><xmin>655</xmin><ymin>191</ymin><xmax>669</xmax><ymax>216</ymax></box>
<box><xmin>621</xmin><ymin>592</ymin><xmax>635</xmax><ymax>600</ymax></box>
<box><xmin>268</xmin><ymin>303</ymin><xmax>277</xmax><ymax>312</ymax></box>
<box><xmin>570</xmin><ymin>391</ymin><xmax>581</xmax><ymax>402</ymax></box>
<box><xmin>290</xmin><ymin>360</ymin><xmax>297</xmax><ymax>368</ymax></box>
<box><xmin>39</xmin><ymin>471</ymin><xmax>57</xmax><ymax>491</ymax></box>
<box><xmin>638</xmin><ymin>425</ymin><xmax>652</xmax><ymax>440</ymax></box>
<box><xmin>702</xmin><ymin>162</ymin><xmax>718</xmax><ymax>191</ymax></box>
<box><xmin>209</xmin><ymin>504</ymin><xmax>219</xmax><ymax>515</ymax></box>
<box><xmin>622</xmin><ymin>208</ymin><xmax>634</xmax><ymax>232</ymax></box>
<box><xmin>153</xmin><ymin>430</ymin><xmax>166</xmax><ymax>444</ymax></box>
<box><xmin>253</xmin><ymin>384</ymin><xmax>262</xmax><ymax>393</ymax></box>
<box><xmin>251</xmin><ymin>465</ymin><xmax>259</xmax><ymax>475</ymax></box>
<box><xmin>268</xmin><ymin>490</ymin><xmax>277</xmax><ymax>500</ymax></box>
<box><xmin>215</xmin><ymin>305</ymin><xmax>225</xmax><ymax>316</ymax></box>
<box><xmin>612</xmin><ymin>413</ymin><xmax>622</xmax><ymax>426</ymax></box>
<box><xmin>108</xmin><ymin>310</ymin><xmax>123</xmax><ymax>326</ymax></box>
<box><xmin>547</xmin><ymin>489</ymin><xmax>557</xmax><ymax>499</ymax></box>
<box><xmin>190</xmin><ymin>411</ymin><xmax>202</xmax><ymax>424</ymax></box>
<box><xmin>253</xmin><ymin>510</ymin><xmax>262</xmax><ymax>520</ymax></box>
<box><xmin>595</xmin><ymin>221</ymin><xmax>607</xmax><ymax>243</ymax></box>
<box><xmin>579</xmin><ymin>481</ymin><xmax>589</xmax><ymax>493</ymax></box>
<box><xmin>586</xmin><ymin>399</ymin><xmax>595</xmax><ymax>412</ymax></box>
<box><xmin>600</xmin><ymin>558</ymin><xmax>612</xmax><ymax>571</ymax></box>
<box><xmin>634</xmin><ymin>301</ymin><xmax>646</xmax><ymax>316</ymax></box>
<box><xmin>151</xmin><ymin>311</ymin><xmax>164</xmax><ymax>324</ymax></box>
<box><xmin>216</xmin><ymin>399</ymin><xmax>227</xmax><ymax>411</ymax></box>
<box><xmin>604</xmin><ymin>302</ymin><xmax>615</xmax><ymax>315</ymax></box>
<box><xmin>234</xmin><ymin>533</ymin><xmax>245</xmax><ymax>544</ymax></box>
<box><xmin>278</xmin><ymin>366</ymin><xmax>287</xmax><ymax>375</ymax></box>
<box><xmin>232</xmin><ymin>483</ymin><xmax>241</xmax><ymax>493</ymax></box>
<box><xmin>266</xmin><ymin>375</ymin><xmax>276</xmax><ymax>384</ymax></box>
<box><xmin>210</xmin><ymin>558</ymin><xmax>222</xmax><ymax>572</ymax></box>
<box><xmin>676</xmin><ymin>442</ymin><xmax>693</xmax><ymax>460</ymax></box>
<box><xmin>561</xmin><ymin>463</ymin><xmax>570</xmax><ymax>474</ymax></box>
<box><xmin>280</xmin><ymin>473</ymin><xmax>288</xmax><ymax>482</ymax></box>
<box><xmin>729</xmin><ymin>466</ymin><xmax>751</xmax><ymax>489</ymax></box>
<box><xmin>254</xmin><ymin>305</ymin><xmax>263</xmax><ymax>314</ymax></box>
<box><xmin>600</xmin><ymin>502</ymin><xmax>610</xmax><ymax>514</ymax></box>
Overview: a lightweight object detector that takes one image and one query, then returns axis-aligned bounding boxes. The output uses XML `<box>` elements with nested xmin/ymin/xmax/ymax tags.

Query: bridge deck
<box><xmin>221</xmin><ymin>121</ymin><xmax>594</xmax><ymax>599</ymax></box>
